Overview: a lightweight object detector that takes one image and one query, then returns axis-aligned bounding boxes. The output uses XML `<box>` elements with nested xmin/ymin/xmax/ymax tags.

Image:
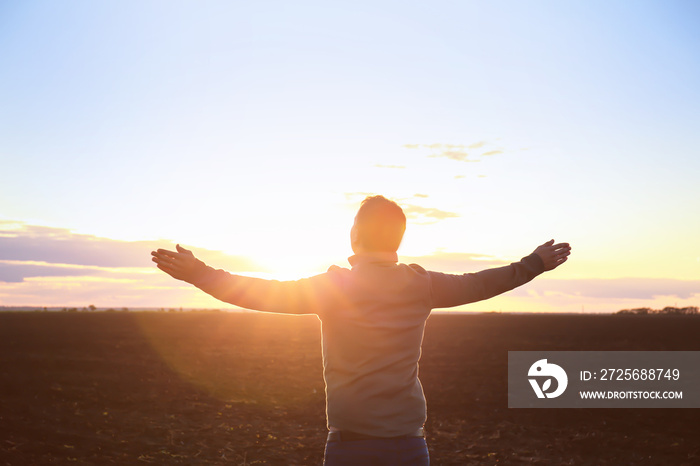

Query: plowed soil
<box><xmin>1</xmin><ymin>312</ymin><xmax>698</xmax><ymax>465</ymax></box>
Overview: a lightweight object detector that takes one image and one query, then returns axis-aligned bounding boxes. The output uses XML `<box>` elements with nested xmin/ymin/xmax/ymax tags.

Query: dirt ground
<box><xmin>1</xmin><ymin>312</ymin><xmax>698</xmax><ymax>465</ymax></box>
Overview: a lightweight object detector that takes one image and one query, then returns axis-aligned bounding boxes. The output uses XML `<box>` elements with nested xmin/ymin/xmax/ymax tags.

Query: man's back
<box><xmin>320</xmin><ymin>252</ymin><xmax>433</xmax><ymax>437</ymax></box>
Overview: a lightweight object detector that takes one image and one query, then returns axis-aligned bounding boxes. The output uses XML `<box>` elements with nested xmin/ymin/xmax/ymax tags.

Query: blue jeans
<box><xmin>323</xmin><ymin>437</ymin><xmax>430</xmax><ymax>466</ymax></box>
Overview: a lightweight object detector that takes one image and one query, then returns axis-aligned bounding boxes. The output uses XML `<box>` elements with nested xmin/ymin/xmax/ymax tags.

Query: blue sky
<box><xmin>1</xmin><ymin>1</ymin><xmax>699</xmax><ymax>311</ymax></box>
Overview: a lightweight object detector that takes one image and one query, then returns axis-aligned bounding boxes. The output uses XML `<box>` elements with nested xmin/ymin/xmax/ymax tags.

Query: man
<box><xmin>151</xmin><ymin>195</ymin><xmax>571</xmax><ymax>465</ymax></box>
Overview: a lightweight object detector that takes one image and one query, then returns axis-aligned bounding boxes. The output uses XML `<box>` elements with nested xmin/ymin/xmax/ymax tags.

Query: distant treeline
<box><xmin>616</xmin><ymin>306</ymin><xmax>698</xmax><ymax>315</ymax></box>
<box><xmin>1</xmin><ymin>306</ymin><xmax>224</xmax><ymax>313</ymax></box>
<box><xmin>57</xmin><ymin>307</ymin><xmax>223</xmax><ymax>313</ymax></box>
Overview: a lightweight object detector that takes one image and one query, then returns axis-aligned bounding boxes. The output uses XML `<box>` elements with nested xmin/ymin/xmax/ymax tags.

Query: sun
<box><xmin>197</xmin><ymin>218</ymin><xmax>352</xmax><ymax>281</ymax></box>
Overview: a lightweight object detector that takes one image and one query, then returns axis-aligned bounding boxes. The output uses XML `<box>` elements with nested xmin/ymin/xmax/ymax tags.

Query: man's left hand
<box><xmin>151</xmin><ymin>244</ymin><xmax>207</xmax><ymax>283</ymax></box>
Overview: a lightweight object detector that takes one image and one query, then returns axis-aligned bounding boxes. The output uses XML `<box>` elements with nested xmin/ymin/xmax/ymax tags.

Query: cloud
<box><xmin>342</xmin><ymin>197</ymin><xmax>457</xmax><ymax>223</ymax></box>
<box><xmin>401</xmin><ymin>204</ymin><xmax>459</xmax><ymax>223</ymax></box>
<box><xmin>0</xmin><ymin>221</ymin><xmax>271</xmax><ymax>307</ymax></box>
<box><xmin>0</xmin><ymin>270</ymin><xmax>207</xmax><ymax>308</ymax></box>
<box><xmin>0</xmin><ymin>221</ymin><xmax>264</xmax><ymax>283</ymax></box>
<box><xmin>428</xmin><ymin>149</ymin><xmax>476</xmax><ymax>162</ymax></box>
<box><xmin>519</xmin><ymin>278</ymin><xmax>700</xmax><ymax>301</ymax></box>
<box><xmin>401</xmin><ymin>251</ymin><xmax>507</xmax><ymax>272</ymax></box>
<box><xmin>407</xmin><ymin>141</ymin><xmax>503</xmax><ymax>163</ymax></box>
<box><xmin>0</xmin><ymin>223</ymin><xmax>160</xmax><ymax>268</ymax></box>
<box><xmin>0</xmin><ymin>261</ymin><xmax>101</xmax><ymax>283</ymax></box>
<box><xmin>343</xmin><ymin>192</ymin><xmax>377</xmax><ymax>202</ymax></box>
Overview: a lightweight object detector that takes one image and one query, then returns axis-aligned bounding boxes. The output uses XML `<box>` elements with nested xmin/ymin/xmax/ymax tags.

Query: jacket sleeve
<box><xmin>427</xmin><ymin>253</ymin><xmax>545</xmax><ymax>309</ymax></box>
<box><xmin>189</xmin><ymin>266</ymin><xmax>340</xmax><ymax>315</ymax></box>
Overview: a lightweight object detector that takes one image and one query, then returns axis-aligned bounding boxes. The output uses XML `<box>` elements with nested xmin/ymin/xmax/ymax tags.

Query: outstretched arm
<box><xmin>151</xmin><ymin>244</ymin><xmax>335</xmax><ymax>315</ymax></box>
<box><xmin>428</xmin><ymin>239</ymin><xmax>571</xmax><ymax>308</ymax></box>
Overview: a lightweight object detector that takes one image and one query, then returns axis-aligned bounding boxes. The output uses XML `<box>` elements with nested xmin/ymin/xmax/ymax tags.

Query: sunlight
<box><xmin>192</xmin><ymin>197</ymin><xmax>354</xmax><ymax>280</ymax></box>
<box><xmin>253</xmin><ymin>251</ymin><xmax>344</xmax><ymax>281</ymax></box>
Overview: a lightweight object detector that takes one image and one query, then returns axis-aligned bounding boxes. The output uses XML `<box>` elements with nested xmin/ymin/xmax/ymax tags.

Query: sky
<box><xmin>1</xmin><ymin>0</ymin><xmax>699</xmax><ymax>312</ymax></box>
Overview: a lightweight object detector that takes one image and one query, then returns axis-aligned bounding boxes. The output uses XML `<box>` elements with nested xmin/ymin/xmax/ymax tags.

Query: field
<box><xmin>1</xmin><ymin>312</ymin><xmax>698</xmax><ymax>465</ymax></box>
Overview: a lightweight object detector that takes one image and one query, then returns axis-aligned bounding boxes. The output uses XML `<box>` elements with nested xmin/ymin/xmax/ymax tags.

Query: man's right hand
<box><xmin>533</xmin><ymin>239</ymin><xmax>571</xmax><ymax>271</ymax></box>
<box><xmin>151</xmin><ymin>244</ymin><xmax>207</xmax><ymax>283</ymax></box>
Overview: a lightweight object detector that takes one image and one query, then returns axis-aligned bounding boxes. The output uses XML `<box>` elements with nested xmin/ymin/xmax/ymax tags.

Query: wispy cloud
<box><xmin>0</xmin><ymin>221</ymin><xmax>271</xmax><ymax>307</ymax></box>
<box><xmin>343</xmin><ymin>192</ymin><xmax>377</xmax><ymax>202</ymax></box>
<box><xmin>0</xmin><ymin>260</ymin><xmax>102</xmax><ymax>283</ymax></box>
<box><xmin>403</xmin><ymin>141</ymin><xmax>503</xmax><ymax>163</ymax></box>
<box><xmin>345</xmin><ymin>192</ymin><xmax>459</xmax><ymax>224</ymax></box>
<box><xmin>0</xmin><ymin>269</ymin><xmax>208</xmax><ymax>308</ymax></box>
<box><xmin>401</xmin><ymin>204</ymin><xmax>459</xmax><ymax>223</ymax></box>
<box><xmin>0</xmin><ymin>222</ymin><xmax>266</xmax><ymax>308</ymax></box>
<box><xmin>342</xmin><ymin>195</ymin><xmax>457</xmax><ymax>223</ymax></box>
<box><xmin>428</xmin><ymin>149</ymin><xmax>476</xmax><ymax>162</ymax></box>
<box><xmin>0</xmin><ymin>221</ymin><xmax>262</xmax><ymax>275</ymax></box>
<box><xmin>0</xmin><ymin>222</ymin><xmax>160</xmax><ymax>268</ymax></box>
<box><xmin>401</xmin><ymin>251</ymin><xmax>506</xmax><ymax>272</ymax></box>
<box><xmin>515</xmin><ymin>278</ymin><xmax>700</xmax><ymax>301</ymax></box>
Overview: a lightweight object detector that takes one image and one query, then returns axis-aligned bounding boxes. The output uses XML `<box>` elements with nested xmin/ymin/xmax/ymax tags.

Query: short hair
<box><xmin>354</xmin><ymin>195</ymin><xmax>406</xmax><ymax>252</ymax></box>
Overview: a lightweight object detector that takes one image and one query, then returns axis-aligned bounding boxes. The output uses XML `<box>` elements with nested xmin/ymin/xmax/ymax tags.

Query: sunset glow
<box><xmin>1</xmin><ymin>1</ymin><xmax>699</xmax><ymax>313</ymax></box>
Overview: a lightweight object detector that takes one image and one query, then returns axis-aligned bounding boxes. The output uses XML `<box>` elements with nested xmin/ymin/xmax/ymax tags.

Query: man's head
<box><xmin>351</xmin><ymin>195</ymin><xmax>406</xmax><ymax>253</ymax></box>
